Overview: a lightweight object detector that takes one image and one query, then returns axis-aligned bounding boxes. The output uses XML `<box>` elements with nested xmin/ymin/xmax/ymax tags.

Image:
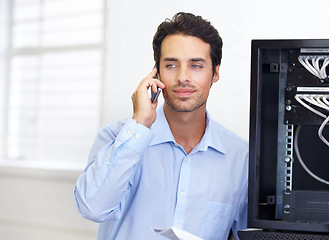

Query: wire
<box><xmin>298</xmin><ymin>56</ymin><xmax>321</xmax><ymax>79</ymax></box>
<box><xmin>295</xmin><ymin>94</ymin><xmax>329</xmax><ymax>154</ymax></box>
<box><xmin>318</xmin><ymin>115</ymin><xmax>329</xmax><ymax>147</ymax></box>
<box><xmin>306</xmin><ymin>56</ymin><xmax>322</xmax><ymax>78</ymax></box>
<box><xmin>298</xmin><ymin>55</ymin><xmax>329</xmax><ymax>80</ymax></box>
<box><xmin>312</xmin><ymin>57</ymin><xmax>321</xmax><ymax>75</ymax></box>
<box><xmin>315</xmin><ymin>95</ymin><xmax>329</xmax><ymax>109</ymax></box>
<box><xmin>320</xmin><ymin>57</ymin><xmax>329</xmax><ymax>79</ymax></box>
<box><xmin>294</xmin><ymin>94</ymin><xmax>326</xmax><ymax>118</ymax></box>
<box><xmin>294</xmin><ymin>56</ymin><xmax>329</xmax><ymax>184</ymax></box>
<box><xmin>323</xmin><ymin>95</ymin><xmax>329</xmax><ymax>106</ymax></box>
<box><xmin>294</xmin><ymin>125</ymin><xmax>329</xmax><ymax>185</ymax></box>
<box><xmin>304</xmin><ymin>95</ymin><xmax>329</xmax><ymax>111</ymax></box>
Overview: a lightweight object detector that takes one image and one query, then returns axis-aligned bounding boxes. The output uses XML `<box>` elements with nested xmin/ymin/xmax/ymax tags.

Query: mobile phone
<box><xmin>151</xmin><ymin>70</ymin><xmax>161</xmax><ymax>103</ymax></box>
<box><xmin>151</xmin><ymin>87</ymin><xmax>161</xmax><ymax>103</ymax></box>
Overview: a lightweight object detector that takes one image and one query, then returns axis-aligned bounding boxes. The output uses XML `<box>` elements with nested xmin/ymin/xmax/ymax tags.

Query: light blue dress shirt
<box><xmin>74</xmin><ymin>105</ymin><xmax>249</xmax><ymax>240</ymax></box>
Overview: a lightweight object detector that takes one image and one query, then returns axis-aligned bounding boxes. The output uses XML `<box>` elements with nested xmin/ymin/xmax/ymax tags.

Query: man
<box><xmin>74</xmin><ymin>12</ymin><xmax>248</xmax><ymax>240</ymax></box>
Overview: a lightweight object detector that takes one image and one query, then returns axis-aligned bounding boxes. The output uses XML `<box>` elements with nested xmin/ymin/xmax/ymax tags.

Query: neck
<box><xmin>164</xmin><ymin>103</ymin><xmax>207</xmax><ymax>154</ymax></box>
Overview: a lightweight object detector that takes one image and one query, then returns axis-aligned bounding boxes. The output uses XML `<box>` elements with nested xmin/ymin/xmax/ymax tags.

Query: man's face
<box><xmin>159</xmin><ymin>34</ymin><xmax>219</xmax><ymax>113</ymax></box>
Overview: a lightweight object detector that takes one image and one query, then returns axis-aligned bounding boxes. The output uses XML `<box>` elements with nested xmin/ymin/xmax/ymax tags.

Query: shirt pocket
<box><xmin>200</xmin><ymin>201</ymin><xmax>234</xmax><ymax>240</ymax></box>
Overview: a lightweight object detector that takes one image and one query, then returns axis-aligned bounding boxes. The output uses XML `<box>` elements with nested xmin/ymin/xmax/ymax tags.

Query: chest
<box><xmin>133</xmin><ymin>143</ymin><xmax>241</xmax><ymax>203</ymax></box>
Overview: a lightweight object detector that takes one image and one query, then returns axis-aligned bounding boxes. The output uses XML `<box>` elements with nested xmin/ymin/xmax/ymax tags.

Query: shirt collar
<box><xmin>149</xmin><ymin>105</ymin><xmax>176</xmax><ymax>146</ymax></box>
<box><xmin>198</xmin><ymin>112</ymin><xmax>226</xmax><ymax>154</ymax></box>
<box><xmin>149</xmin><ymin>105</ymin><xmax>226</xmax><ymax>154</ymax></box>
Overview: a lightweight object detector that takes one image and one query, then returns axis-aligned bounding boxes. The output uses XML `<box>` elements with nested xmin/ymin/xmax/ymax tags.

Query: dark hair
<box><xmin>153</xmin><ymin>12</ymin><xmax>223</xmax><ymax>75</ymax></box>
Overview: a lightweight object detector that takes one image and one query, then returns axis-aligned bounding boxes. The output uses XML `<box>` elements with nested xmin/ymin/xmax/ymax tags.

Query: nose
<box><xmin>176</xmin><ymin>65</ymin><xmax>190</xmax><ymax>83</ymax></box>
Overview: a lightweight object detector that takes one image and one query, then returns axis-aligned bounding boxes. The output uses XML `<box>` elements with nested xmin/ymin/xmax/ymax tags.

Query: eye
<box><xmin>191</xmin><ymin>64</ymin><xmax>202</xmax><ymax>69</ymax></box>
<box><xmin>166</xmin><ymin>64</ymin><xmax>176</xmax><ymax>68</ymax></box>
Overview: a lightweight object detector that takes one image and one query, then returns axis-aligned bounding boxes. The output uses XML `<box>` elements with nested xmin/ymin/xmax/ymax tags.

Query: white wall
<box><xmin>1</xmin><ymin>0</ymin><xmax>329</xmax><ymax>239</ymax></box>
<box><xmin>103</xmin><ymin>0</ymin><xmax>329</xmax><ymax>141</ymax></box>
<box><xmin>0</xmin><ymin>164</ymin><xmax>97</xmax><ymax>240</ymax></box>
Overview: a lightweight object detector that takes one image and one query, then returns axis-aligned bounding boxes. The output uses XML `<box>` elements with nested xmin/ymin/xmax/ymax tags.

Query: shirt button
<box><xmin>106</xmin><ymin>161</ymin><xmax>110</xmax><ymax>166</ymax></box>
<box><xmin>175</xmin><ymin>224</ymin><xmax>180</xmax><ymax>228</ymax></box>
<box><xmin>180</xmin><ymin>191</ymin><xmax>186</xmax><ymax>197</ymax></box>
<box><xmin>185</xmin><ymin>157</ymin><xmax>189</xmax><ymax>162</ymax></box>
<box><xmin>127</xmin><ymin>130</ymin><xmax>132</xmax><ymax>135</ymax></box>
<box><xmin>135</xmin><ymin>133</ymin><xmax>140</xmax><ymax>139</ymax></box>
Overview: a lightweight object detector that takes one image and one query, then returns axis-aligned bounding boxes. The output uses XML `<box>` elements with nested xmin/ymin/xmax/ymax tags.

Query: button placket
<box><xmin>173</xmin><ymin>155</ymin><xmax>191</xmax><ymax>229</ymax></box>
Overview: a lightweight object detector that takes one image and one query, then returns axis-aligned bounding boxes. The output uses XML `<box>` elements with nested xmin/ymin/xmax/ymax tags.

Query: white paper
<box><xmin>152</xmin><ymin>226</ymin><xmax>204</xmax><ymax>240</ymax></box>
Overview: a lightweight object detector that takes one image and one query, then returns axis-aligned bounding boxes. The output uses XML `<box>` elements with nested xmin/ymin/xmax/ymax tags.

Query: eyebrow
<box><xmin>190</xmin><ymin>58</ymin><xmax>206</xmax><ymax>62</ymax></box>
<box><xmin>163</xmin><ymin>57</ymin><xmax>206</xmax><ymax>62</ymax></box>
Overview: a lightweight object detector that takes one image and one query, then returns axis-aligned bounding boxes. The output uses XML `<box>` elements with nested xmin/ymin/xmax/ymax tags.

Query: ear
<box><xmin>211</xmin><ymin>65</ymin><xmax>220</xmax><ymax>83</ymax></box>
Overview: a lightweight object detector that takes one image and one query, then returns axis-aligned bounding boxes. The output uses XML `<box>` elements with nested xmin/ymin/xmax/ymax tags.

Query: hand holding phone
<box><xmin>132</xmin><ymin>67</ymin><xmax>164</xmax><ymax>128</ymax></box>
<box><xmin>151</xmin><ymin>68</ymin><xmax>161</xmax><ymax>103</ymax></box>
<box><xmin>151</xmin><ymin>87</ymin><xmax>161</xmax><ymax>103</ymax></box>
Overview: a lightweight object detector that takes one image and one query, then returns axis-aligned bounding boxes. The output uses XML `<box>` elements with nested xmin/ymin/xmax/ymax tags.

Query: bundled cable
<box><xmin>295</xmin><ymin>94</ymin><xmax>329</xmax><ymax>147</ymax></box>
<box><xmin>298</xmin><ymin>56</ymin><xmax>329</xmax><ymax>81</ymax></box>
<box><xmin>294</xmin><ymin>94</ymin><xmax>329</xmax><ymax>185</ymax></box>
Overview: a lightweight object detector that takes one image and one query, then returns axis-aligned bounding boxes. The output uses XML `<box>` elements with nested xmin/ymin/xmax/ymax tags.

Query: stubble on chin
<box><xmin>165</xmin><ymin>96</ymin><xmax>206</xmax><ymax>113</ymax></box>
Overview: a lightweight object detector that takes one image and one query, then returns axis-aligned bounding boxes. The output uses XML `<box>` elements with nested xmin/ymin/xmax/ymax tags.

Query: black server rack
<box><xmin>239</xmin><ymin>39</ymin><xmax>329</xmax><ymax>239</ymax></box>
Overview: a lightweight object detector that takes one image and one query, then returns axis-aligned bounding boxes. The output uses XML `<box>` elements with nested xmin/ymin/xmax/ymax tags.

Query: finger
<box><xmin>156</xmin><ymin>79</ymin><xmax>166</xmax><ymax>89</ymax></box>
<box><xmin>146</xmin><ymin>67</ymin><xmax>158</xmax><ymax>79</ymax></box>
<box><xmin>151</xmin><ymin>82</ymin><xmax>160</xmax><ymax>93</ymax></box>
<box><xmin>150</xmin><ymin>80</ymin><xmax>166</xmax><ymax>92</ymax></box>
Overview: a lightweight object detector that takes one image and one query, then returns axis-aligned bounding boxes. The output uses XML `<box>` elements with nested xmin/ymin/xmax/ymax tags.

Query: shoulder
<box><xmin>97</xmin><ymin>118</ymin><xmax>130</xmax><ymax>140</ymax></box>
<box><xmin>215</xmin><ymin>121</ymin><xmax>247</xmax><ymax>144</ymax></box>
<box><xmin>210</xmin><ymin>119</ymin><xmax>249</xmax><ymax>155</ymax></box>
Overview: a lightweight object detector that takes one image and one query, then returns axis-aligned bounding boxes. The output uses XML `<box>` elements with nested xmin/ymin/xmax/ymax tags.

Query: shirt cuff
<box><xmin>116</xmin><ymin>118</ymin><xmax>154</xmax><ymax>155</ymax></box>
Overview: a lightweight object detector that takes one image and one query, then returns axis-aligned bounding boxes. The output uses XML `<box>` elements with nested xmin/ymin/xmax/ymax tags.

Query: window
<box><xmin>4</xmin><ymin>0</ymin><xmax>106</xmax><ymax>164</ymax></box>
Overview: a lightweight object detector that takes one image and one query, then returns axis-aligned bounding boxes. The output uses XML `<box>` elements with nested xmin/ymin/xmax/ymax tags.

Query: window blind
<box><xmin>6</xmin><ymin>0</ymin><xmax>105</xmax><ymax>163</ymax></box>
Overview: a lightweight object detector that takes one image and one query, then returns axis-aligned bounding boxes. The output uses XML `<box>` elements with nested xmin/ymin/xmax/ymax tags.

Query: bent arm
<box><xmin>74</xmin><ymin>119</ymin><xmax>154</xmax><ymax>222</ymax></box>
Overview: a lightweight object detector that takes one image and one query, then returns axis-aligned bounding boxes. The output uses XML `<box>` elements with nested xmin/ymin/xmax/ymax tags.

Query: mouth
<box><xmin>172</xmin><ymin>88</ymin><xmax>196</xmax><ymax>97</ymax></box>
